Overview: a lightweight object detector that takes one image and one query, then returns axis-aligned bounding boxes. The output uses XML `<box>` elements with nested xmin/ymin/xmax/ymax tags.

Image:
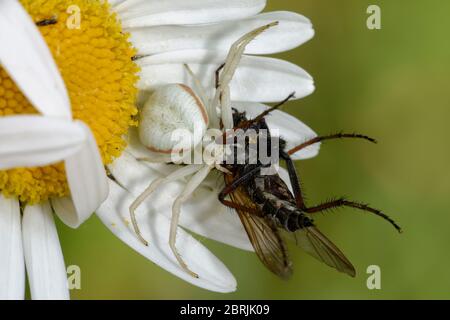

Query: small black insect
<box><xmin>35</xmin><ymin>18</ymin><xmax>57</xmax><ymax>27</ymax></box>
<box><xmin>218</xmin><ymin>96</ymin><xmax>401</xmax><ymax>278</ymax></box>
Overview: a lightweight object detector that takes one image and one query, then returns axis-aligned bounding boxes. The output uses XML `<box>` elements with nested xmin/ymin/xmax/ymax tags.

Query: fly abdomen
<box><xmin>257</xmin><ymin>191</ymin><xmax>314</xmax><ymax>232</ymax></box>
<box><xmin>274</xmin><ymin>207</ymin><xmax>314</xmax><ymax>232</ymax></box>
<box><xmin>286</xmin><ymin>212</ymin><xmax>314</xmax><ymax>232</ymax></box>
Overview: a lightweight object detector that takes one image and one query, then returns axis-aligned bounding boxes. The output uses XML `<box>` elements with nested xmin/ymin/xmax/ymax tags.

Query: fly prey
<box><xmin>218</xmin><ymin>105</ymin><xmax>401</xmax><ymax>278</ymax></box>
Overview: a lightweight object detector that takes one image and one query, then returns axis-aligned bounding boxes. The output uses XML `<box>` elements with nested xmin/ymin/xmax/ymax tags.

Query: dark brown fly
<box><xmin>217</xmin><ymin>97</ymin><xmax>401</xmax><ymax>279</ymax></box>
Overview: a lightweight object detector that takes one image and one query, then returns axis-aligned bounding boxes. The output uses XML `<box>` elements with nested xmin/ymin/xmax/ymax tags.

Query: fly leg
<box><xmin>236</xmin><ymin>93</ymin><xmax>296</xmax><ymax>131</ymax></box>
<box><xmin>304</xmin><ymin>199</ymin><xmax>402</xmax><ymax>232</ymax></box>
<box><xmin>280</xmin><ymin>133</ymin><xmax>378</xmax><ymax>208</ymax></box>
<box><xmin>215</xmin><ymin>63</ymin><xmax>225</xmax><ymax>89</ymax></box>
<box><xmin>283</xmin><ymin>135</ymin><xmax>401</xmax><ymax>232</ymax></box>
<box><xmin>219</xmin><ymin>92</ymin><xmax>296</xmax><ymax>146</ymax></box>
<box><xmin>287</xmin><ymin>133</ymin><xmax>377</xmax><ymax>156</ymax></box>
<box><xmin>280</xmin><ymin>151</ymin><xmax>307</xmax><ymax>210</ymax></box>
<box><xmin>218</xmin><ymin>165</ymin><xmax>263</xmax><ymax>215</ymax></box>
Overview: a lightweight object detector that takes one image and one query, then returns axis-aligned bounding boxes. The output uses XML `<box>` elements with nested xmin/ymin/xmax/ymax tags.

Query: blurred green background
<box><xmin>57</xmin><ymin>0</ymin><xmax>450</xmax><ymax>299</ymax></box>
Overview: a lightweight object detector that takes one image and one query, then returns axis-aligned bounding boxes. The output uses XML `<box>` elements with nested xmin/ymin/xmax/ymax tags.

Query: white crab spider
<box><xmin>130</xmin><ymin>22</ymin><xmax>279</xmax><ymax>278</ymax></box>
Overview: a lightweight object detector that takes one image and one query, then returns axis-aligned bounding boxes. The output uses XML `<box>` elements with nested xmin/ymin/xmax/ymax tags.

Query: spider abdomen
<box><xmin>139</xmin><ymin>84</ymin><xmax>209</xmax><ymax>154</ymax></box>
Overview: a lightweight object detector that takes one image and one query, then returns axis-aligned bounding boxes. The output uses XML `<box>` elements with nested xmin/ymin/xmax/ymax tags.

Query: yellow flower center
<box><xmin>0</xmin><ymin>0</ymin><xmax>139</xmax><ymax>204</ymax></box>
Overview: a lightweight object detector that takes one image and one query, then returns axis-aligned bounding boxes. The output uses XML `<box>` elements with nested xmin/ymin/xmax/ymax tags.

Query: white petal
<box><xmin>0</xmin><ymin>1</ymin><xmax>71</xmax><ymax>118</ymax></box>
<box><xmin>110</xmin><ymin>0</ymin><xmax>125</xmax><ymax>6</ymax></box>
<box><xmin>0</xmin><ymin>196</ymin><xmax>25</xmax><ymax>300</ymax></box>
<box><xmin>109</xmin><ymin>151</ymin><xmax>252</xmax><ymax>251</ymax></box>
<box><xmin>117</xmin><ymin>0</ymin><xmax>266</xmax><ymax>28</ymax></box>
<box><xmin>62</xmin><ymin>121</ymin><xmax>108</xmax><ymax>228</ymax></box>
<box><xmin>97</xmin><ymin>179</ymin><xmax>237</xmax><ymax>293</ymax></box>
<box><xmin>278</xmin><ymin>167</ymin><xmax>293</xmax><ymax>193</ymax></box>
<box><xmin>22</xmin><ymin>202</ymin><xmax>69</xmax><ymax>300</ymax></box>
<box><xmin>50</xmin><ymin>196</ymin><xmax>83</xmax><ymax>229</ymax></box>
<box><xmin>0</xmin><ymin>116</ymin><xmax>86</xmax><ymax>170</ymax></box>
<box><xmin>233</xmin><ymin>102</ymin><xmax>320</xmax><ymax>160</ymax></box>
<box><xmin>130</xmin><ymin>11</ymin><xmax>313</xmax><ymax>56</ymax></box>
<box><xmin>138</xmin><ymin>50</ymin><xmax>314</xmax><ymax>103</ymax></box>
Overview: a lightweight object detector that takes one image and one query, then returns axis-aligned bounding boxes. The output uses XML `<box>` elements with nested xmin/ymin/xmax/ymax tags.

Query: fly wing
<box><xmin>239</xmin><ymin>211</ymin><xmax>293</xmax><ymax>279</ymax></box>
<box><xmin>227</xmin><ymin>179</ymin><xmax>293</xmax><ymax>279</ymax></box>
<box><xmin>264</xmin><ymin>173</ymin><xmax>296</xmax><ymax>203</ymax></box>
<box><xmin>295</xmin><ymin>226</ymin><xmax>356</xmax><ymax>277</ymax></box>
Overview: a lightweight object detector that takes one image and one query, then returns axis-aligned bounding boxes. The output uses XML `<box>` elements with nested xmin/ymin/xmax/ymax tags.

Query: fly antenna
<box><xmin>234</xmin><ymin>92</ymin><xmax>296</xmax><ymax>132</ymax></box>
<box><xmin>253</xmin><ymin>92</ymin><xmax>296</xmax><ymax>123</ymax></box>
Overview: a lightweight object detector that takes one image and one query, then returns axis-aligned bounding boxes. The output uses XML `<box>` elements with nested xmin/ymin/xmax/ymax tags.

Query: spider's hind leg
<box><xmin>169</xmin><ymin>165</ymin><xmax>212</xmax><ymax>278</ymax></box>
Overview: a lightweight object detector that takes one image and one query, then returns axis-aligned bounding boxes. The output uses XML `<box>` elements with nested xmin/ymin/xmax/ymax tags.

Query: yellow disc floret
<box><xmin>0</xmin><ymin>0</ymin><xmax>139</xmax><ymax>203</ymax></box>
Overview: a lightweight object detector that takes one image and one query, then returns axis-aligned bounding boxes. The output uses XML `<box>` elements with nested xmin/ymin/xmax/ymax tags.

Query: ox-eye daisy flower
<box><xmin>0</xmin><ymin>0</ymin><xmax>317</xmax><ymax>298</ymax></box>
<box><xmin>0</xmin><ymin>0</ymin><xmax>131</xmax><ymax>299</ymax></box>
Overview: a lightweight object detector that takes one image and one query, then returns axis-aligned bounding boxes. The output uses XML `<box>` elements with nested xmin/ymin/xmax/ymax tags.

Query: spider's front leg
<box><xmin>213</xmin><ymin>22</ymin><xmax>279</xmax><ymax>130</ymax></box>
<box><xmin>129</xmin><ymin>165</ymin><xmax>203</xmax><ymax>246</ymax></box>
